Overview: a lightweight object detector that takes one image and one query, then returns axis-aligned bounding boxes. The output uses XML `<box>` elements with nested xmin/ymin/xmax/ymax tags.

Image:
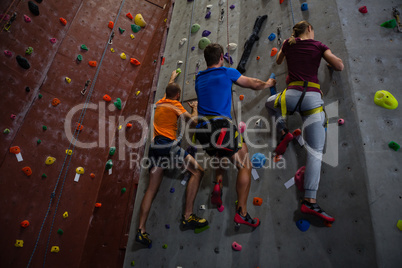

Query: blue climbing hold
<box><xmin>223</xmin><ymin>53</ymin><xmax>233</xmax><ymax>65</ymax></box>
<box><xmin>170</xmin><ymin>187</ymin><xmax>175</xmax><ymax>193</ymax></box>
<box><xmin>205</xmin><ymin>11</ymin><xmax>211</xmax><ymax>19</ymax></box>
<box><xmin>296</xmin><ymin>219</ymin><xmax>310</xmax><ymax>232</ymax></box>
<box><xmin>301</xmin><ymin>3</ymin><xmax>308</xmax><ymax>11</ymax></box>
<box><xmin>202</xmin><ymin>30</ymin><xmax>211</xmax><ymax>37</ymax></box>
<box><xmin>268</xmin><ymin>33</ymin><xmax>276</xmax><ymax>41</ymax></box>
<box><xmin>270</xmin><ymin>73</ymin><xmax>277</xmax><ymax>95</ymax></box>
<box><xmin>251</xmin><ymin>153</ymin><xmax>266</xmax><ymax>169</ymax></box>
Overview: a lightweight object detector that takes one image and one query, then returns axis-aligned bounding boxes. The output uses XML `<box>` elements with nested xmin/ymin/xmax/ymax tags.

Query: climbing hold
<box><xmin>269</xmin><ymin>73</ymin><xmax>277</xmax><ymax>95</ymax></box>
<box><xmin>126</xmin><ymin>123</ymin><xmax>133</xmax><ymax>128</ymax></box>
<box><xmin>380</xmin><ymin>19</ymin><xmax>397</xmax><ymax>29</ymax></box>
<box><xmin>202</xmin><ymin>30</ymin><xmax>211</xmax><ymax>37</ymax></box>
<box><xmin>25</xmin><ymin>86</ymin><xmax>30</xmax><ymax>92</ymax></box>
<box><xmin>358</xmin><ymin>6</ymin><xmax>368</xmax><ymax>14</ymax></box>
<box><xmin>301</xmin><ymin>3</ymin><xmax>308</xmax><ymax>11</ymax></box>
<box><xmin>4</xmin><ymin>50</ymin><xmax>12</xmax><ymax>57</ymax></box>
<box><xmin>52</xmin><ymin>98</ymin><xmax>61</xmax><ymax>106</ymax></box>
<box><xmin>131</xmin><ymin>24</ymin><xmax>141</xmax><ymax>33</ymax></box>
<box><xmin>4</xmin><ymin>128</ymin><xmax>11</xmax><ymax>134</ymax></box>
<box><xmin>103</xmin><ymin>94</ymin><xmax>112</xmax><ymax>102</ymax></box>
<box><xmin>24</xmin><ymin>15</ymin><xmax>31</xmax><ymax>23</ymax></box>
<box><xmin>114</xmin><ymin>98</ymin><xmax>122</xmax><ymax>110</ymax></box>
<box><xmin>280</xmin><ymin>0</ymin><xmax>285</xmax><ymax>3</ymax></box>
<box><xmin>126</xmin><ymin>12</ymin><xmax>133</xmax><ymax>20</ymax></box>
<box><xmin>38</xmin><ymin>93</ymin><xmax>42</xmax><ymax>98</ymax></box>
<box><xmin>199</xmin><ymin>205</ymin><xmax>206</xmax><ymax>210</ymax></box>
<box><xmin>65</xmin><ymin>77</ymin><xmax>71</xmax><ymax>83</ymax></box>
<box><xmin>205</xmin><ymin>11</ymin><xmax>211</xmax><ymax>19</ymax></box>
<box><xmin>374</xmin><ymin>90</ymin><xmax>398</xmax><ymax>109</ymax></box>
<box><xmin>76</xmin><ymin>123</ymin><xmax>84</xmax><ymax>131</ymax></box>
<box><xmin>223</xmin><ymin>52</ymin><xmax>233</xmax><ymax>65</ymax></box>
<box><xmin>59</xmin><ymin>17</ymin><xmax>67</xmax><ymax>26</ymax></box>
<box><xmin>388</xmin><ymin>141</ymin><xmax>400</xmax><ymax>151</ymax></box>
<box><xmin>232</xmin><ymin>242</ymin><xmax>242</xmax><ymax>251</ymax></box>
<box><xmin>170</xmin><ymin>187</ymin><xmax>175</xmax><ymax>193</ymax></box>
<box><xmin>120</xmin><ymin>53</ymin><xmax>127</xmax><ymax>60</ymax></box>
<box><xmin>227</xmin><ymin>43</ymin><xmax>237</xmax><ymax>51</ymax></box>
<box><xmin>119</xmin><ymin>27</ymin><xmax>125</xmax><ymax>34</ymax></box>
<box><xmin>10</xmin><ymin>114</ymin><xmax>16</xmax><ymax>119</ymax></box>
<box><xmin>131</xmin><ymin>261</ymin><xmax>135</xmax><ymax>266</ymax></box>
<box><xmin>397</xmin><ymin>220</ymin><xmax>402</xmax><ymax>231</ymax></box>
<box><xmin>22</xmin><ymin>166</ymin><xmax>32</xmax><ymax>176</ymax></box>
<box><xmin>28</xmin><ymin>1</ymin><xmax>40</xmax><ymax>16</ymax></box>
<box><xmin>191</xmin><ymin>23</ymin><xmax>200</xmax><ymax>33</ymax></box>
<box><xmin>134</xmin><ymin>14</ymin><xmax>147</xmax><ymax>27</ymax></box>
<box><xmin>76</xmin><ymin>167</ymin><xmax>84</xmax><ymax>174</ymax></box>
<box><xmin>50</xmin><ymin>38</ymin><xmax>57</xmax><ymax>44</ymax></box>
<box><xmin>268</xmin><ymin>33</ymin><xmax>276</xmax><ymax>41</ymax></box>
<box><xmin>121</xmin><ymin>187</ymin><xmax>126</xmax><ymax>194</ymax></box>
<box><xmin>10</xmin><ymin>146</ymin><xmax>20</xmax><ymax>154</ymax></box>
<box><xmin>177</xmin><ymin>60</ymin><xmax>183</xmax><ymax>65</ymax></box>
<box><xmin>179</xmin><ymin>38</ymin><xmax>187</xmax><ymax>46</ymax></box>
<box><xmin>217</xmin><ymin>205</ymin><xmax>224</xmax><ymax>212</ymax></box>
<box><xmin>191</xmin><ymin>46</ymin><xmax>195</xmax><ymax>51</ymax></box>
<box><xmin>110</xmin><ymin>48</ymin><xmax>115</xmax><ymax>53</ymax></box>
<box><xmin>230</xmin><ymin>4</ymin><xmax>235</xmax><ymax>9</ymax></box>
<box><xmin>253</xmin><ymin>197</ymin><xmax>263</xmax><ymax>206</ymax></box>
<box><xmin>194</xmin><ymin>225</ymin><xmax>210</xmax><ymax>233</ymax></box>
<box><xmin>162</xmin><ymin>244</ymin><xmax>168</xmax><ymax>249</ymax></box>
<box><xmin>165</xmin><ymin>224</ymin><xmax>170</xmax><ymax>229</ymax></box>
<box><xmin>130</xmin><ymin>34</ymin><xmax>135</xmax><ymax>39</ymax></box>
<box><xmin>108</xmin><ymin>21</ymin><xmax>114</xmax><ymax>29</ymax></box>
<box><xmin>41</xmin><ymin>173</ymin><xmax>47</xmax><ymax>178</ymax></box>
<box><xmin>90</xmin><ymin>173</ymin><xmax>95</xmax><ymax>178</ymax></box>
<box><xmin>176</xmin><ymin>68</ymin><xmax>182</xmax><ymax>75</ymax></box>
<box><xmin>77</xmin><ymin>54</ymin><xmax>83</xmax><ymax>61</ymax></box>
<box><xmin>21</xmin><ymin>220</ymin><xmax>30</xmax><ymax>228</ymax></box>
<box><xmin>42</xmin><ymin>125</ymin><xmax>47</xmax><ymax>131</ymax></box>
<box><xmin>296</xmin><ymin>219</ymin><xmax>310</xmax><ymax>232</ymax></box>
<box><xmin>51</xmin><ymin>246</ymin><xmax>60</xmax><ymax>253</ymax></box>
<box><xmin>88</xmin><ymin>61</ymin><xmax>97</xmax><ymax>67</ymax></box>
<box><xmin>239</xmin><ymin>95</ymin><xmax>244</xmax><ymax>101</ymax></box>
<box><xmin>16</xmin><ymin>55</ymin><xmax>30</xmax><ymax>69</ymax></box>
<box><xmin>95</xmin><ymin>203</ymin><xmax>102</xmax><ymax>208</ymax></box>
<box><xmin>271</xmin><ymin>47</ymin><xmax>278</xmax><ymax>56</ymax></box>
<box><xmin>294</xmin><ymin>166</ymin><xmax>305</xmax><ymax>191</ymax></box>
<box><xmin>130</xmin><ymin>58</ymin><xmax>141</xmax><ymax>65</ymax></box>
<box><xmin>106</xmin><ymin>159</ymin><xmax>113</xmax><ymax>169</ymax></box>
<box><xmin>81</xmin><ymin>44</ymin><xmax>88</xmax><ymax>51</ymax></box>
<box><xmin>57</xmin><ymin>229</ymin><xmax>64</xmax><ymax>235</ymax></box>
<box><xmin>63</xmin><ymin>212</ymin><xmax>68</xmax><ymax>218</ymax></box>
<box><xmin>338</xmin><ymin>118</ymin><xmax>344</xmax><ymax>125</ymax></box>
<box><xmin>256</xmin><ymin>56</ymin><xmax>260</xmax><ymax>60</ymax></box>
<box><xmin>37</xmin><ymin>139</ymin><xmax>41</xmax><ymax>144</ymax></box>
<box><xmin>45</xmin><ymin>156</ymin><xmax>56</xmax><ymax>165</ymax></box>
<box><xmin>251</xmin><ymin>153</ymin><xmax>266</xmax><ymax>169</ymax></box>
<box><xmin>15</xmin><ymin>240</ymin><xmax>24</xmax><ymax>248</ymax></box>
<box><xmin>109</xmin><ymin>147</ymin><xmax>116</xmax><ymax>156</ymax></box>
<box><xmin>238</xmin><ymin>121</ymin><xmax>246</xmax><ymax>134</ymax></box>
<box><xmin>25</xmin><ymin>47</ymin><xmax>33</xmax><ymax>55</ymax></box>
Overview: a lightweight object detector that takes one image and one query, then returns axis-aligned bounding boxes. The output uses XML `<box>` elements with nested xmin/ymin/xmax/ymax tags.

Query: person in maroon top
<box><xmin>266</xmin><ymin>21</ymin><xmax>344</xmax><ymax>222</ymax></box>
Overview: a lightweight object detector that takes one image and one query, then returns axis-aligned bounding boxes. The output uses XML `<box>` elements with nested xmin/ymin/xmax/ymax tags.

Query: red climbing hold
<box><xmin>126</xmin><ymin>123</ymin><xmax>133</xmax><ymax>128</ymax></box>
<box><xmin>103</xmin><ymin>94</ymin><xmax>112</xmax><ymax>102</ymax></box>
<box><xmin>358</xmin><ymin>6</ymin><xmax>368</xmax><ymax>14</ymax></box>
<box><xmin>271</xmin><ymin>47</ymin><xmax>278</xmax><ymax>57</ymax></box>
<box><xmin>292</xmin><ymin>129</ymin><xmax>302</xmax><ymax>137</ymax></box>
<box><xmin>59</xmin><ymin>17</ymin><xmax>67</xmax><ymax>26</ymax></box>
<box><xmin>4</xmin><ymin>50</ymin><xmax>12</xmax><ymax>57</ymax></box>
<box><xmin>161</xmin><ymin>57</ymin><xmax>165</xmax><ymax>65</ymax></box>
<box><xmin>21</xmin><ymin>220</ymin><xmax>30</xmax><ymax>228</ymax></box>
<box><xmin>76</xmin><ymin>123</ymin><xmax>84</xmax><ymax>131</ymax></box>
<box><xmin>294</xmin><ymin>166</ymin><xmax>305</xmax><ymax>191</ymax></box>
<box><xmin>10</xmin><ymin>146</ymin><xmax>21</xmax><ymax>154</ymax></box>
<box><xmin>108</xmin><ymin>21</ymin><xmax>114</xmax><ymax>29</ymax></box>
<box><xmin>95</xmin><ymin>203</ymin><xmax>102</xmax><ymax>208</ymax></box>
<box><xmin>126</xmin><ymin>13</ymin><xmax>133</xmax><ymax>20</ymax></box>
<box><xmin>253</xmin><ymin>197</ymin><xmax>263</xmax><ymax>206</ymax></box>
<box><xmin>89</xmin><ymin>61</ymin><xmax>97</xmax><ymax>67</ymax></box>
<box><xmin>280</xmin><ymin>0</ymin><xmax>285</xmax><ymax>4</ymax></box>
<box><xmin>52</xmin><ymin>98</ymin><xmax>61</xmax><ymax>106</ymax></box>
<box><xmin>90</xmin><ymin>173</ymin><xmax>95</xmax><ymax>178</ymax></box>
<box><xmin>50</xmin><ymin>38</ymin><xmax>57</xmax><ymax>44</ymax></box>
<box><xmin>22</xmin><ymin>167</ymin><xmax>32</xmax><ymax>176</ymax></box>
<box><xmin>130</xmin><ymin>58</ymin><xmax>141</xmax><ymax>65</ymax></box>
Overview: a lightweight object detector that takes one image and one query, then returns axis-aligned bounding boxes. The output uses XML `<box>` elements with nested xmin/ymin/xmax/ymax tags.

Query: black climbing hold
<box><xmin>35</xmin><ymin>0</ymin><xmax>43</xmax><ymax>3</ymax></box>
<box><xmin>25</xmin><ymin>87</ymin><xmax>30</xmax><ymax>92</ymax></box>
<box><xmin>28</xmin><ymin>1</ymin><xmax>40</xmax><ymax>16</ymax></box>
<box><xmin>16</xmin><ymin>56</ymin><xmax>31</xmax><ymax>69</ymax></box>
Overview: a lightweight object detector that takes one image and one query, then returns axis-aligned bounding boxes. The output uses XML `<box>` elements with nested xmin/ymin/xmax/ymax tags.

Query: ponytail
<box><xmin>288</xmin><ymin>21</ymin><xmax>313</xmax><ymax>46</ymax></box>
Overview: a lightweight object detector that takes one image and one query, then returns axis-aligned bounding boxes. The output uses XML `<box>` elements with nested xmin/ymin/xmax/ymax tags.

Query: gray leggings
<box><xmin>265</xmin><ymin>89</ymin><xmax>325</xmax><ymax>199</ymax></box>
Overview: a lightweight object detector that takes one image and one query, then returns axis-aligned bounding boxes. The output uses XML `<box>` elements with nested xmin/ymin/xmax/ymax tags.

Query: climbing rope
<box><xmin>289</xmin><ymin>0</ymin><xmax>295</xmax><ymax>26</ymax></box>
<box><xmin>26</xmin><ymin>0</ymin><xmax>127</xmax><ymax>267</ymax></box>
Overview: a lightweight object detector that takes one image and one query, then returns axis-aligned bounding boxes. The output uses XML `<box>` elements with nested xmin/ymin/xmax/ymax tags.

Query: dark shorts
<box><xmin>148</xmin><ymin>136</ymin><xmax>188</xmax><ymax>170</ymax></box>
<box><xmin>195</xmin><ymin>117</ymin><xmax>242</xmax><ymax>158</ymax></box>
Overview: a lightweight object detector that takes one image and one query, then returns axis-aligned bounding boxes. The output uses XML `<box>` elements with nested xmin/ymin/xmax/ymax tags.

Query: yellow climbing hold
<box><xmin>118</xmin><ymin>125</ymin><xmax>122</xmax><ymax>130</ymax></box>
<box><xmin>136</xmin><ymin>91</ymin><xmax>140</xmax><ymax>96</ymax></box>
<box><xmin>65</xmin><ymin>77</ymin><xmax>71</xmax><ymax>83</ymax></box>
<box><xmin>120</xmin><ymin>53</ymin><xmax>127</xmax><ymax>60</ymax></box>
<box><xmin>15</xmin><ymin>240</ymin><xmax>24</xmax><ymax>247</ymax></box>
<box><xmin>63</xmin><ymin>211</ymin><xmax>69</xmax><ymax>218</ymax></box>
<box><xmin>130</xmin><ymin>34</ymin><xmax>135</xmax><ymax>39</ymax></box>
<box><xmin>111</xmin><ymin>48</ymin><xmax>115</xmax><ymax>52</ymax></box>
<box><xmin>397</xmin><ymin>220</ymin><xmax>402</xmax><ymax>231</ymax></box>
<box><xmin>164</xmin><ymin>18</ymin><xmax>167</xmax><ymax>23</ymax></box>
<box><xmin>66</xmin><ymin>149</ymin><xmax>73</xmax><ymax>155</ymax></box>
<box><xmin>51</xmin><ymin>246</ymin><xmax>60</xmax><ymax>253</ymax></box>
<box><xmin>45</xmin><ymin>156</ymin><xmax>56</xmax><ymax>165</ymax></box>
<box><xmin>76</xmin><ymin>167</ymin><xmax>84</xmax><ymax>174</ymax></box>
<box><xmin>134</xmin><ymin>14</ymin><xmax>147</xmax><ymax>27</ymax></box>
<box><xmin>374</xmin><ymin>90</ymin><xmax>398</xmax><ymax>110</ymax></box>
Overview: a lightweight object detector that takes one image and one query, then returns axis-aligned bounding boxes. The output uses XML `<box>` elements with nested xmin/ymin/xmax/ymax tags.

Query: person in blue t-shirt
<box><xmin>194</xmin><ymin>43</ymin><xmax>275</xmax><ymax>228</ymax></box>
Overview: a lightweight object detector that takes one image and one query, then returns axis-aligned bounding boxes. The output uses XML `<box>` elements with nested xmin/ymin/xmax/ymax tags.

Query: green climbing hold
<box><xmin>380</xmin><ymin>19</ymin><xmax>397</xmax><ymax>28</ymax></box>
<box><xmin>109</xmin><ymin>147</ymin><xmax>116</xmax><ymax>156</ymax></box>
<box><xmin>42</xmin><ymin>173</ymin><xmax>47</xmax><ymax>178</ymax></box>
<box><xmin>81</xmin><ymin>44</ymin><xmax>88</xmax><ymax>51</ymax></box>
<box><xmin>38</xmin><ymin>93</ymin><xmax>42</xmax><ymax>99</ymax></box>
<box><xmin>77</xmin><ymin>54</ymin><xmax>83</xmax><ymax>61</ymax></box>
<box><xmin>162</xmin><ymin>244</ymin><xmax>168</xmax><ymax>249</ymax></box>
<box><xmin>176</xmin><ymin>68</ymin><xmax>182</xmax><ymax>75</ymax></box>
<box><xmin>119</xmin><ymin>27</ymin><xmax>125</xmax><ymax>34</ymax></box>
<box><xmin>194</xmin><ymin>225</ymin><xmax>210</xmax><ymax>234</ymax></box>
<box><xmin>106</xmin><ymin>159</ymin><xmax>113</xmax><ymax>170</ymax></box>
<box><xmin>121</xmin><ymin>188</ymin><xmax>127</xmax><ymax>194</ymax></box>
<box><xmin>114</xmin><ymin>98</ymin><xmax>122</xmax><ymax>110</ymax></box>
<box><xmin>4</xmin><ymin>128</ymin><xmax>10</xmax><ymax>134</ymax></box>
<box><xmin>37</xmin><ymin>139</ymin><xmax>41</xmax><ymax>144</ymax></box>
<box><xmin>131</xmin><ymin>24</ymin><xmax>141</xmax><ymax>33</ymax></box>
<box><xmin>131</xmin><ymin>261</ymin><xmax>135</xmax><ymax>266</ymax></box>
<box><xmin>25</xmin><ymin>47</ymin><xmax>33</xmax><ymax>55</ymax></box>
<box><xmin>57</xmin><ymin>228</ymin><xmax>64</xmax><ymax>235</ymax></box>
<box><xmin>388</xmin><ymin>141</ymin><xmax>400</xmax><ymax>151</ymax></box>
<box><xmin>191</xmin><ymin>23</ymin><xmax>200</xmax><ymax>33</ymax></box>
<box><xmin>42</xmin><ymin>125</ymin><xmax>47</xmax><ymax>131</ymax></box>
<box><xmin>198</xmin><ymin>37</ymin><xmax>211</xmax><ymax>50</ymax></box>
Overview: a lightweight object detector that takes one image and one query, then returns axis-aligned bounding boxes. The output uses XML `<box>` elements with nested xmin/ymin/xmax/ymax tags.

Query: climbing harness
<box><xmin>277</xmin><ymin>26</ymin><xmax>282</xmax><ymax>47</ymax></box>
<box><xmin>81</xmin><ymin>80</ymin><xmax>91</xmax><ymax>96</ymax></box>
<box><xmin>393</xmin><ymin>6</ymin><xmax>402</xmax><ymax>32</ymax></box>
<box><xmin>108</xmin><ymin>31</ymin><xmax>115</xmax><ymax>44</ymax></box>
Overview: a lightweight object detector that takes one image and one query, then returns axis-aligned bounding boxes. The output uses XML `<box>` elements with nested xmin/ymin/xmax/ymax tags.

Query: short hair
<box><xmin>204</xmin><ymin>43</ymin><xmax>224</xmax><ymax>66</ymax></box>
<box><xmin>165</xmin><ymin>83</ymin><xmax>181</xmax><ymax>99</ymax></box>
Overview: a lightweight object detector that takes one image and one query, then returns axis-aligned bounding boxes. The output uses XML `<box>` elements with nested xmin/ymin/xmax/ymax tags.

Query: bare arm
<box><xmin>276</xmin><ymin>48</ymin><xmax>285</xmax><ymax>65</ymax></box>
<box><xmin>235</xmin><ymin>75</ymin><xmax>276</xmax><ymax>91</ymax></box>
<box><xmin>168</xmin><ymin>69</ymin><xmax>179</xmax><ymax>84</ymax></box>
<box><xmin>182</xmin><ymin>101</ymin><xmax>198</xmax><ymax>127</ymax></box>
<box><xmin>323</xmin><ymin>49</ymin><xmax>344</xmax><ymax>71</ymax></box>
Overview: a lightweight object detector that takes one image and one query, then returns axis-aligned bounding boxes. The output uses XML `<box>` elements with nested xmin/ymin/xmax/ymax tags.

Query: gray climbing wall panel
<box><xmin>124</xmin><ymin>0</ymin><xmax>402</xmax><ymax>267</ymax></box>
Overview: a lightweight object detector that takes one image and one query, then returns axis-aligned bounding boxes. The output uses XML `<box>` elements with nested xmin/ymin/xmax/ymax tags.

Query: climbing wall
<box><xmin>0</xmin><ymin>0</ymin><xmax>172</xmax><ymax>267</ymax></box>
<box><xmin>124</xmin><ymin>0</ymin><xmax>401</xmax><ymax>267</ymax></box>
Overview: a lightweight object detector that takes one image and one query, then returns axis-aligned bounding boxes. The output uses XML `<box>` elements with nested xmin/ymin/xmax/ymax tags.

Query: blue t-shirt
<box><xmin>195</xmin><ymin>67</ymin><xmax>241</xmax><ymax>119</ymax></box>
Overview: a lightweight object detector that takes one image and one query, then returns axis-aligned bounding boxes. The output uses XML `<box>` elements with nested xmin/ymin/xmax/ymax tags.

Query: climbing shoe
<box><xmin>211</xmin><ymin>183</ymin><xmax>222</xmax><ymax>207</ymax></box>
<box><xmin>301</xmin><ymin>200</ymin><xmax>335</xmax><ymax>222</ymax></box>
<box><xmin>181</xmin><ymin>214</ymin><xmax>208</xmax><ymax>229</ymax></box>
<box><xmin>274</xmin><ymin>131</ymin><xmax>293</xmax><ymax>155</ymax></box>
<box><xmin>234</xmin><ymin>207</ymin><xmax>260</xmax><ymax>227</ymax></box>
<box><xmin>135</xmin><ymin>229</ymin><xmax>152</xmax><ymax>248</ymax></box>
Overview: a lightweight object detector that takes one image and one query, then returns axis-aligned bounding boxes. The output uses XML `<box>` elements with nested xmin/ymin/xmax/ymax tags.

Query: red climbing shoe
<box><xmin>301</xmin><ymin>200</ymin><xmax>335</xmax><ymax>223</ymax></box>
<box><xmin>234</xmin><ymin>207</ymin><xmax>260</xmax><ymax>228</ymax></box>
<box><xmin>211</xmin><ymin>183</ymin><xmax>222</xmax><ymax>207</ymax></box>
<box><xmin>274</xmin><ymin>132</ymin><xmax>294</xmax><ymax>155</ymax></box>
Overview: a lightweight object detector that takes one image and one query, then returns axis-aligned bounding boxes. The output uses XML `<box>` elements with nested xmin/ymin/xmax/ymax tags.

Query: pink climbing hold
<box><xmin>50</xmin><ymin>38</ymin><xmax>57</xmax><ymax>44</ymax></box>
<box><xmin>238</xmin><ymin>121</ymin><xmax>246</xmax><ymax>134</ymax></box>
<box><xmin>24</xmin><ymin>15</ymin><xmax>31</xmax><ymax>23</ymax></box>
<box><xmin>232</xmin><ymin>241</ymin><xmax>242</xmax><ymax>251</ymax></box>
<box><xmin>217</xmin><ymin>205</ymin><xmax>224</xmax><ymax>212</ymax></box>
<box><xmin>10</xmin><ymin>114</ymin><xmax>16</xmax><ymax>120</ymax></box>
<box><xmin>4</xmin><ymin>50</ymin><xmax>12</xmax><ymax>57</ymax></box>
<box><xmin>358</xmin><ymin>6</ymin><xmax>368</xmax><ymax>14</ymax></box>
<box><xmin>338</xmin><ymin>118</ymin><xmax>345</xmax><ymax>125</ymax></box>
<box><xmin>294</xmin><ymin>166</ymin><xmax>305</xmax><ymax>192</ymax></box>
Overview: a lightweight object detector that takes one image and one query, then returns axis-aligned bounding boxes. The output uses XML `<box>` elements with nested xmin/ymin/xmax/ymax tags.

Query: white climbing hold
<box><xmin>177</xmin><ymin>60</ymin><xmax>183</xmax><ymax>65</ymax></box>
<box><xmin>227</xmin><ymin>43</ymin><xmax>237</xmax><ymax>51</ymax></box>
<box><xmin>179</xmin><ymin>38</ymin><xmax>187</xmax><ymax>46</ymax></box>
<box><xmin>206</xmin><ymin>5</ymin><xmax>213</xmax><ymax>10</ymax></box>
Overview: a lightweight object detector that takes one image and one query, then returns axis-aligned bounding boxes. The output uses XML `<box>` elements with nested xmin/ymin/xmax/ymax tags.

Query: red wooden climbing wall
<box><xmin>0</xmin><ymin>0</ymin><xmax>171</xmax><ymax>267</ymax></box>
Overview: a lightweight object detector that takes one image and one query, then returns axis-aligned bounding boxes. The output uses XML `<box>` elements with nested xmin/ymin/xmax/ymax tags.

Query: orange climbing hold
<box><xmin>59</xmin><ymin>17</ymin><xmax>67</xmax><ymax>26</ymax></box>
<box><xmin>76</xmin><ymin>123</ymin><xmax>84</xmax><ymax>131</ymax></box>
<box><xmin>253</xmin><ymin>197</ymin><xmax>263</xmax><ymax>206</ymax></box>
<box><xmin>130</xmin><ymin>58</ymin><xmax>141</xmax><ymax>65</ymax></box>
<box><xmin>22</xmin><ymin>167</ymin><xmax>32</xmax><ymax>176</ymax></box>
<box><xmin>108</xmin><ymin>21</ymin><xmax>114</xmax><ymax>29</ymax></box>
<box><xmin>126</xmin><ymin>123</ymin><xmax>133</xmax><ymax>128</ymax></box>
<box><xmin>103</xmin><ymin>94</ymin><xmax>112</xmax><ymax>102</ymax></box>
<box><xmin>89</xmin><ymin>61</ymin><xmax>97</xmax><ymax>67</ymax></box>
<box><xmin>239</xmin><ymin>95</ymin><xmax>244</xmax><ymax>101</ymax></box>
<box><xmin>95</xmin><ymin>203</ymin><xmax>102</xmax><ymax>208</ymax></box>
<box><xmin>10</xmin><ymin>146</ymin><xmax>21</xmax><ymax>154</ymax></box>
<box><xmin>256</xmin><ymin>56</ymin><xmax>260</xmax><ymax>60</ymax></box>
<box><xmin>126</xmin><ymin>12</ymin><xmax>133</xmax><ymax>20</ymax></box>
<box><xmin>90</xmin><ymin>173</ymin><xmax>95</xmax><ymax>178</ymax></box>
<box><xmin>271</xmin><ymin>47</ymin><xmax>278</xmax><ymax>56</ymax></box>
<box><xmin>52</xmin><ymin>98</ymin><xmax>61</xmax><ymax>106</ymax></box>
<box><xmin>21</xmin><ymin>220</ymin><xmax>30</xmax><ymax>228</ymax></box>
<box><xmin>280</xmin><ymin>0</ymin><xmax>285</xmax><ymax>4</ymax></box>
